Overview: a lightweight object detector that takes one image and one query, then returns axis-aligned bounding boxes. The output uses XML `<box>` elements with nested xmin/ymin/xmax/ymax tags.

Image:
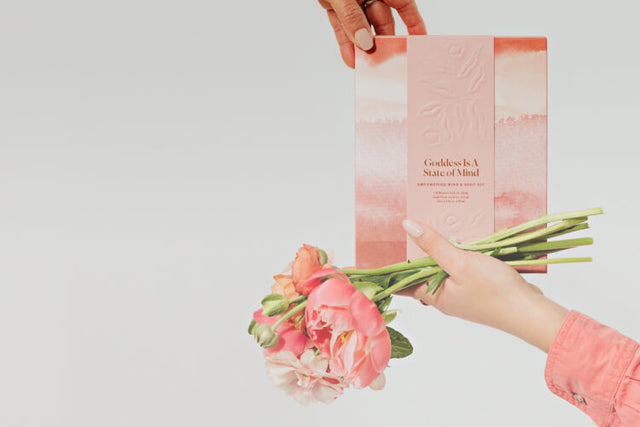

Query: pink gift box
<box><xmin>355</xmin><ymin>36</ymin><xmax>547</xmax><ymax>272</ymax></box>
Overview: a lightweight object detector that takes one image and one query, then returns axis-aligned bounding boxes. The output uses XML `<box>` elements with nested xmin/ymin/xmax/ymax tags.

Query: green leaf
<box><xmin>352</xmin><ymin>275</ymin><xmax>387</xmax><ymax>288</ymax></box>
<box><xmin>488</xmin><ymin>248</ymin><xmax>501</xmax><ymax>257</ymax></box>
<box><xmin>353</xmin><ymin>281</ymin><xmax>382</xmax><ymax>299</ymax></box>
<box><xmin>387</xmin><ymin>326</ymin><xmax>413</xmax><ymax>359</ymax></box>
<box><xmin>431</xmin><ymin>271</ymin><xmax>449</xmax><ymax>295</ymax></box>
<box><xmin>377</xmin><ymin>296</ymin><xmax>393</xmax><ymax>313</ymax></box>
<box><xmin>383</xmin><ymin>274</ymin><xmax>393</xmax><ymax>289</ymax></box>
<box><xmin>381</xmin><ymin>309</ymin><xmax>399</xmax><ymax>324</ymax></box>
<box><xmin>248</xmin><ymin>318</ymin><xmax>257</xmax><ymax>335</ymax></box>
<box><xmin>426</xmin><ymin>270</ymin><xmax>448</xmax><ymax>294</ymax></box>
<box><xmin>387</xmin><ymin>270</ymin><xmax>421</xmax><ymax>288</ymax></box>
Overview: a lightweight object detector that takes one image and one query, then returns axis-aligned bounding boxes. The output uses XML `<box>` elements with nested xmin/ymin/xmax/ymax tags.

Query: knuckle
<box><xmin>341</xmin><ymin>6</ymin><xmax>366</xmax><ymax>29</ymax></box>
<box><xmin>327</xmin><ymin>12</ymin><xmax>342</xmax><ymax>31</ymax></box>
<box><xmin>452</xmin><ymin>250</ymin><xmax>469</xmax><ymax>270</ymax></box>
<box><xmin>376</xmin><ymin>22</ymin><xmax>395</xmax><ymax>34</ymax></box>
<box><xmin>418</xmin><ymin>232</ymin><xmax>439</xmax><ymax>252</ymax></box>
<box><xmin>396</xmin><ymin>0</ymin><xmax>416</xmax><ymax>14</ymax></box>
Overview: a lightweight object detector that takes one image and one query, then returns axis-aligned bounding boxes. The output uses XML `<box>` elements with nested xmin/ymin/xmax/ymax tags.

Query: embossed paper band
<box><xmin>406</xmin><ymin>36</ymin><xmax>495</xmax><ymax>260</ymax></box>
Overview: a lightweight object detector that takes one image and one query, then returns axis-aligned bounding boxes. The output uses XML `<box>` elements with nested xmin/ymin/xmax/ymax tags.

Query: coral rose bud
<box><xmin>253</xmin><ymin>324</ymin><xmax>279</xmax><ymax>348</ymax></box>
<box><xmin>291</xmin><ymin>244</ymin><xmax>323</xmax><ymax>294</ymax></box>
<box><xmin>260</xmin><ymin>294</ymin><xmax>289</xmax><ymax>317</ymax></box>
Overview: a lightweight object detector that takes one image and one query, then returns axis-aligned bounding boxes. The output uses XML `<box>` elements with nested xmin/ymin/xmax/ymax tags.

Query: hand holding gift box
<box><xmin>316</xmin><ymin>0</ymin><xmax>427</xmax><ymax>68</ymax></box>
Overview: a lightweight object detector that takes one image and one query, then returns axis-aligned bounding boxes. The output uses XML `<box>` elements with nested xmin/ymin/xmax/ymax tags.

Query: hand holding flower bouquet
<box><xmin>249</xmin><ymin>208</ymin><xmax>603</xmax><ymax>404</ymax></box>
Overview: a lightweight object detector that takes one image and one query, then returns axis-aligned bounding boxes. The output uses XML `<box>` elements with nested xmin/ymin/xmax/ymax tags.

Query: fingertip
<box><xmin>366</xmin><ymin>41</ymin><xmax>376</xmax><ymax>54</ymax></box>
<box><xmin>354</xmin><ymin>28</ymin><xmax>374</xmax><ymax>51</ymax></box>
<box><xmin>340</xmin><ymin>43</ymin><xmax>355</xmax><ymax>68</ymax></box>
<box><xmin>402</xmin><ymin>221</ymin><xmax>466</xmax><ymax>276</ymax></box>
<box><xmin>402</xmin><ymin>218</ymin><xmax>424</xmax><ymax>239</ymax></box>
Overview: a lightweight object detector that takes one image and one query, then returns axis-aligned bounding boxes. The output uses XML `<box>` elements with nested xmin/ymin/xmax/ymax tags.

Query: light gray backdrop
<box><xmin>1</xmin><ymin>1</ymin><xmax>638</xmax><ymax>426</ymax></box>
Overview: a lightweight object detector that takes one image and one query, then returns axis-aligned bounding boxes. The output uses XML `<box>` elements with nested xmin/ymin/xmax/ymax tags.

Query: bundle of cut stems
<box><xmin>340</xmin><ymin>208</ymin><xmax>602</xmax><ymax>303</ymax></box>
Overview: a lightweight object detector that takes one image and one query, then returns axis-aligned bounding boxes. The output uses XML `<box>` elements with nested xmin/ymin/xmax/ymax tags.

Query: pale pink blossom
<box><xmin>265</xmin><ymin>349</ymin><xmax>347</xmax><ymax>405</ymax></box>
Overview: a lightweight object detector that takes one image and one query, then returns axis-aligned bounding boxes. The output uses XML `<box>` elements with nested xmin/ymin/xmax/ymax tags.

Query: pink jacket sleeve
<box><xmin>545</xmin><ymin>310</ymin><xmax>640</xmax><ymax>426</ymax></box>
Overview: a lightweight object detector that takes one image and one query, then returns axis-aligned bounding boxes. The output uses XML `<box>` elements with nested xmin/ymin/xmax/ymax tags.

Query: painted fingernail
<box><xmin>402</xmin><ymin>219</ymin><xmax>424</xmax><ymax>238</ymax></box>
<box><xmin>354</xmin><ymin>28</ymin><xmax>374</xmax><ymax>51</ymax></box>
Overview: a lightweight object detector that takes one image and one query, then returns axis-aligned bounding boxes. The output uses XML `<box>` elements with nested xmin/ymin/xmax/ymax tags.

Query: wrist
<box><xmin>497</xmin><ymin>291</ymin><xmax>569</xmax><ymax>353</ymax></box>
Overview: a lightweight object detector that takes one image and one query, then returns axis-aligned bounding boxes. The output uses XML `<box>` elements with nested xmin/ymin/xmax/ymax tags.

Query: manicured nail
<box><xmin>402</xmin><ymin>219</ymin><xmax>424</xmax><ymax>238</ymax></box>
<box><xmin>354</xmin><ymin>28</ymin><xmax>374</xmax><ymax>51</ymax></box>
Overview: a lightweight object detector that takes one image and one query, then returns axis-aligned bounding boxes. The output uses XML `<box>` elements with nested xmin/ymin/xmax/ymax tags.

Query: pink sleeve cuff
<box><xmin>545</xmin><ymin>310</ymin><xmax>640</xmax><ymax>426</ymax></box>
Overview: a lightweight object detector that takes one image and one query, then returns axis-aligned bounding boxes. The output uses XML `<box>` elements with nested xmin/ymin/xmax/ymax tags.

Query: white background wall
<box><xmin>1</xmin><ymin>1</ymin><xmax>639</xmax><ymax>426</ymax></box>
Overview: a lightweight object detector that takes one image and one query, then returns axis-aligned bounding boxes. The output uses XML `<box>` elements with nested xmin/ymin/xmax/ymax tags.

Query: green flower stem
<box><xmin>344</xmin><ymin>235</ymin><xmax>594</xmax><ymax>298</ymax></box>
<box><xmin>530</xmin><ymin>223</ymin><xmax>590</xmax><ymax>241</ymax></box>
<box><xmin>337</xmin><ymin>209</ymin><xmax>601</xmax><ymax>301</ymax></box>
<box><xmin>465</xmin><ymin>207</ymin><xmax>603</xmax><ymax>246</ymax></box>
<box><xmin>374</xmin><ymin>257</ymin><xmax>592</xmax><ymax>299</ymax></box>
<box><xmin>340</xmin><ymin>256</ymin><xmax>437</xmax><ymax>276</ymax></box>
<box><xmin>290</xmin><ymin>295</ymin><xmax>306</xmax><ymax>304</ymax></box>
<box><xmin>271</xmin><ymin>300</ymin><xmax>307</xmax><ymax>331</ymax></box>
<box><xmin>461</xmin><ymin>218</ymin><xmax>588</xmax><ymax>251</ymax></box>
<box><xmin>342</xmin><ymin>209</ymin><xmax>601</xmax><ymax>277</ymax></box>
<box><xmin>373</xmin><ymin>267</ymin><xmax>442</xmax><ymax>302</ymax></box>
<box><xmin>497</xmin><ymin>248</ymin><xmax>565</xmax><ymax>260</ymax></box>
<box><xmin>505</xmin><ymin>257</ymin><xmax>592</xmax><ymax>266</ymax></box>
<box><xmin>494</xmin><ymin>237</ymin><xmax>594</xmax><ymax>256</ymax></box>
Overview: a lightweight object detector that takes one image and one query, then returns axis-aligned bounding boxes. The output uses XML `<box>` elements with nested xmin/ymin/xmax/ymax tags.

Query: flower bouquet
<box><xmin>249</xmin><ymin>208</ymin><xmax>603</xmax><ymax>404</ymax></box>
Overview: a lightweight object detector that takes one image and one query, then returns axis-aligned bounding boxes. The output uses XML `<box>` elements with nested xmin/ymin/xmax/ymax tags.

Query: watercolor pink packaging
<box><xmin>355</xmin><ymin>36</ymin><xmax>547</xmax><ymax>271</ymax></box>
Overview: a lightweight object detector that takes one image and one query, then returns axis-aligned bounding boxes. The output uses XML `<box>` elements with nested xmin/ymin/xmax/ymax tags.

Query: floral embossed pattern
<box><xmin>406</xmin><ymin>36</ymin><xmax>495</xmax><ymax>258</ymax></box>
<box><xmin>416</xmin><ymin>43</ymin><xmax>491</xmax><ymax>148</ymax></box>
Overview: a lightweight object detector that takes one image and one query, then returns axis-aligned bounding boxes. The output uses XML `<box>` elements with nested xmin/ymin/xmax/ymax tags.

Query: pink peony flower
<box><xmin>297</xmin><ymin>268</ymin><xmax>350</xmax><ymax>296</ymax></box>
<box><xmin>305</xmin><ymin>278</ymin><xmax>391</xmax><ymax>389</ymax></box>
<box><xmin>253</xmin><ymin>309</ymin><xmax>310</xmax><ymax>358</ymax></box>
<box><xmin>265</xmin><ymin>349</ymin><xmax>347</xmax><ymax>405</ymax></box>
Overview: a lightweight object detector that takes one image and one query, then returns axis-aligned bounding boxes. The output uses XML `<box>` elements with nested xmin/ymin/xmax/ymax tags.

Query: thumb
<box><xmin>401</xmin><ymin>219</ymin><xmax>467</xmax><ymax>276</ymax></box>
